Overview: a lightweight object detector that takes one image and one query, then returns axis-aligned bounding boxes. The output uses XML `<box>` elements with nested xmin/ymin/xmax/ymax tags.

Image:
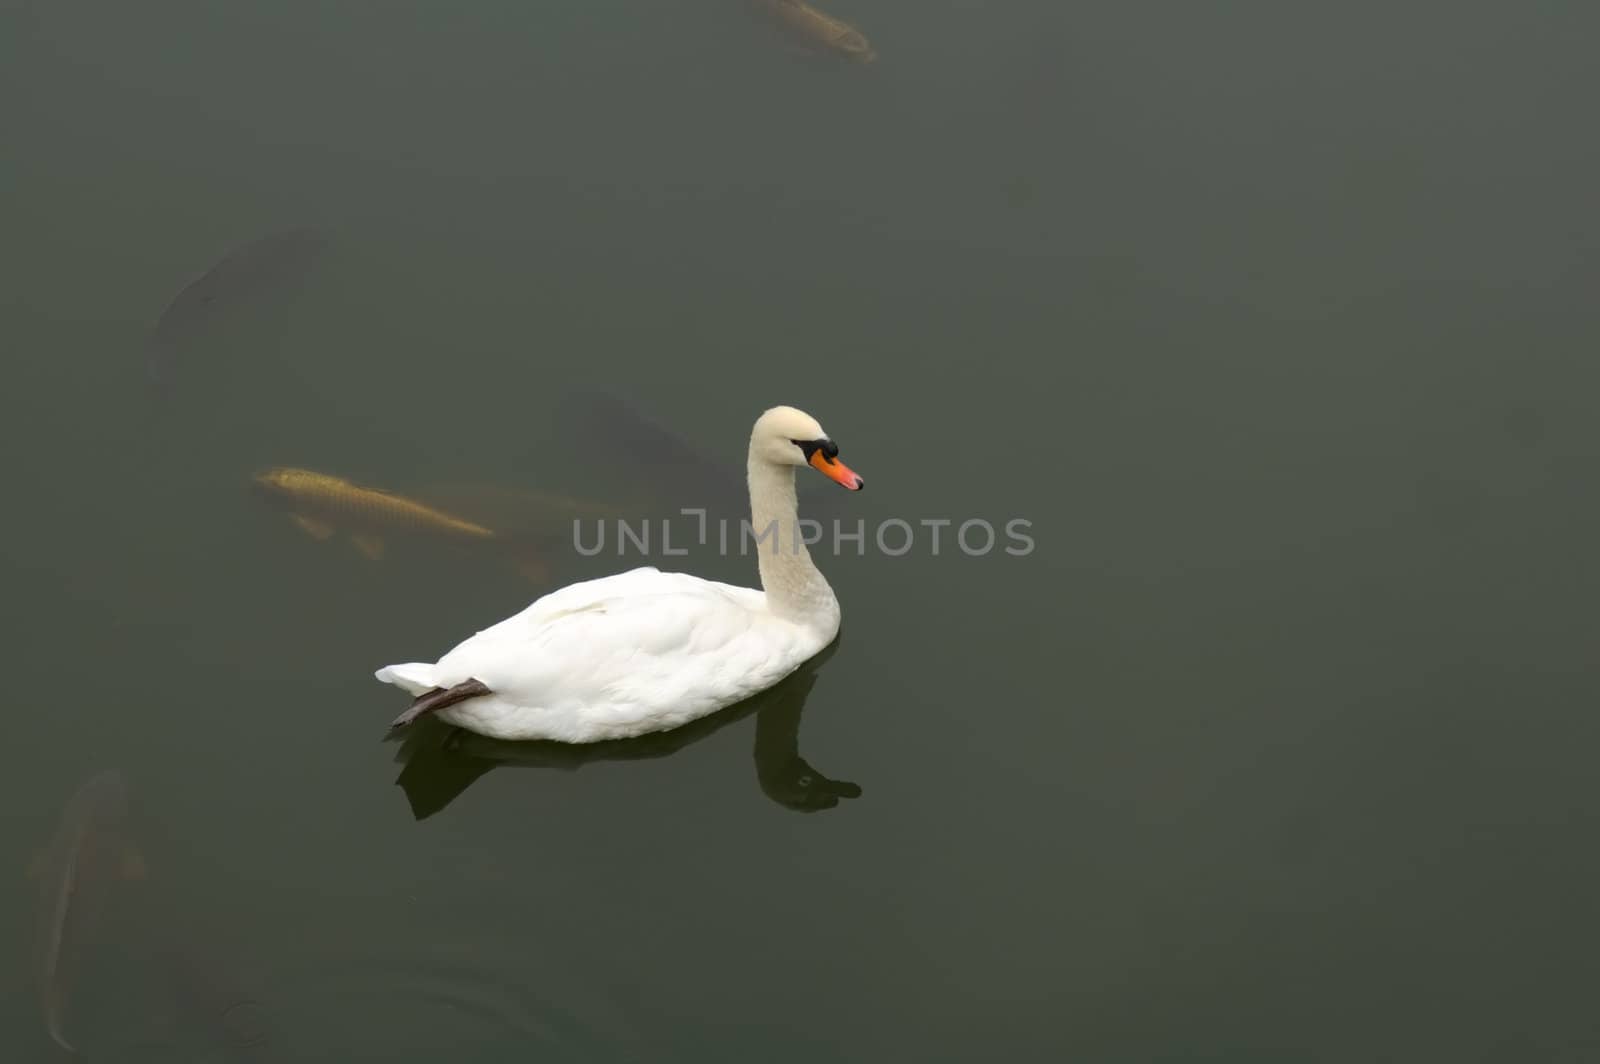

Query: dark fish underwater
<box><xmin>149</xmin><ymin>912</ymin><xmax>276</xmax><ymax>1060</ymax></box>
<box><xmin>559</xmin><ymin>389</ymin><xmax>847</xmax><ymax>524</ymax></box>
<box><xmin>147</xmin><ymin>227</ymin><xmax>328</xmax><ymax>385</ymax></box>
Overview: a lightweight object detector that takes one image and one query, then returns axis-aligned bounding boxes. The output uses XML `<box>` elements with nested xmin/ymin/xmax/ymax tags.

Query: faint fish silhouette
<box><xmin>107</xmin><ymin>870</ymin><xmax>279</xmax><ymax>1061</ymax></box>
<box><xmin>30</xmin><ymin>770</ymin><xmax>144</xmax><ymax>1054</ymax></box>
<box><xmin>557</xmin><ymin>388</ymin><xmax>846</xmax><ymax>529</ymax></box>
<box><xmin>560</xmin><ymin>389</ymin><xmax>743</xmax><ymax>505</ymax></box>
<box><xmin>391</xmin><ymin>641</ymin><xmax>859</xmax><ymax>819</ymax></box>
<box><xmin>756</xmin><ymin>0</ymin><xmax>877</xmax><ymax>63</ymax></box>
<box><xmin>154</xmin><ymin>913</ymin><xmax>276</xmax><ymax>1060</ymax></box>
<box><xmin>147</xmin><ymin>227</ymin><xmax>328</xmax><ymax>385</ymax></box>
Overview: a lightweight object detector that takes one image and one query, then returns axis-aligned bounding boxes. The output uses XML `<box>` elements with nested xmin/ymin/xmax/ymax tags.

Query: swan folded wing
<box><xmin>430</xmin><ymin>580</ymin><xmax>777</xmax><ymax>718</ymax></box>
<box><xmin>445</xmin><ymin>567</ymin><xmax>753</xmax><ymax>654</ymax></box>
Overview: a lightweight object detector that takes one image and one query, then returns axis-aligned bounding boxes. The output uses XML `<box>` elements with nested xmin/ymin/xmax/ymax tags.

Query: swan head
<box><xmin>751</xmin><ymin>406</ymin><xmax>864</xmax><ymax>491</ymax></box>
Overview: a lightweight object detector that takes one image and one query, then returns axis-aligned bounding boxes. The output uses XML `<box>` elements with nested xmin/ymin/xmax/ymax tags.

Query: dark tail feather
<box><xmin>390</xmin><ymin>679</ymin><xmax>493</xmax><ymax>730</ymax></box>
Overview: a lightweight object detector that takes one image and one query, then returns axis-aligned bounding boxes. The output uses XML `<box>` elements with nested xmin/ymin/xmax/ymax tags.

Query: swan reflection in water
<box><xmin>392</xmin><ymin>641</ymin><xmax>861</xmax><ymax>819</ymax></box>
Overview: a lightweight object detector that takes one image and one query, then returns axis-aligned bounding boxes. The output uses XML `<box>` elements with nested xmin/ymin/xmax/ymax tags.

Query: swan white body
<box><xmin>375</xmin><ymin>406</ymin><xmax>863</xmax><ymax>743</ymax></box>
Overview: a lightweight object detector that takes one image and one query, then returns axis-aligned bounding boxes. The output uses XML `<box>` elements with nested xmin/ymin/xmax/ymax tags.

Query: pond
<box><xmin>4</xmin><ymin>2</ymin><xmax>1598</xmax><ymax>1060</ymax></box>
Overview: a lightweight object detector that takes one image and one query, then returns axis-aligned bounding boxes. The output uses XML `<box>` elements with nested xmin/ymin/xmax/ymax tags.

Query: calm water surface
<box><xmin>5</xmin><ymin>2</ymin><xmax>1600</xmax><ymax>1060</ymax></box>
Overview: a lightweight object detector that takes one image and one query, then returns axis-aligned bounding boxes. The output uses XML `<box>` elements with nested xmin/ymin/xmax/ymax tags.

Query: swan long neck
<box><xmin>747</xmin><ymin>454</ymin><xmax>837</xmax><ymax>623</ymax></box>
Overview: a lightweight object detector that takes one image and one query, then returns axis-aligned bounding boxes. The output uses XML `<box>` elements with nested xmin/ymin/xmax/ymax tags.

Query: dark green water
<box><xmin>5</xmin><ymin>2</ymin><xmax>1600</xmax><ymax>1060</ymax></box>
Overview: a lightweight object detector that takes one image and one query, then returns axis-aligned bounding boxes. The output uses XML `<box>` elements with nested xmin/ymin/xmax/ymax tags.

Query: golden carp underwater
<box><xmin>759</xmin><ymin>0</ymin><xmax>876</xmax><ymax>62</ymax></box>
<box><xmin>253</xmin><ymin>467</ymin><xmax>496</xmax><ymax>561</ymax></box>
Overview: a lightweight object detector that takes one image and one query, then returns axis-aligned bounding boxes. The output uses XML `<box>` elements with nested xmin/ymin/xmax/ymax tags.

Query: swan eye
<box><xmin>791</xmin><ymin>438</ymin><xmax>839</xmax><ymax>462</ymax></box>
<box><xmin>797</xmin><ymin>774</ymin><xmax>814</xmax><ymax>787</ymax></box>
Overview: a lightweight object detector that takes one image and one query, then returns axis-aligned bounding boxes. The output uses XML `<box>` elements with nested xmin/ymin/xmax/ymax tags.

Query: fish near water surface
<box><xmin>148</xmin><ymin>227</ymin><xmax>328</xmax><ymax>385</ymax></box>
<box><xmin>758</xmin><ymin>0</ymin><xmax>876</xmax><ymax>62</ymax></box>
<box><xmin>253</xmin><ymin>467</ymin><xmax>497</xmax><ymax>561</ymax></box>
<box><xmin>31</xmin><ymin>770</ymin><xmax>144</xmax><ymax>1054</ymax></box>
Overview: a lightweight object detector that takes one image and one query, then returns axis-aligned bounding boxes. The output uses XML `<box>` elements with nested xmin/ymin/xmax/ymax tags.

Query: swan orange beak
<box><xmin>809</xmin><ymin>450</ymin><xmax>864</xmax><ymax>490</ymax></box>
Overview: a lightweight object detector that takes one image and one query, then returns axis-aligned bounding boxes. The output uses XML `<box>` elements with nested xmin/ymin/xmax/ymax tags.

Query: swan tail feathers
<box><xmin>388</xmin><ymin>678</ymin><xmax>494</xmax><ymax>730</ymax></box>
<box><xmin>375</xmin><ymin>662</ymin><xmax>438</xmax><ymax>695</ymax></box>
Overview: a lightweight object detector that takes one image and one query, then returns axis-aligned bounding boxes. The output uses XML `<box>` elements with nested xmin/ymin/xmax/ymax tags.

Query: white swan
<box><xmin>375</xmin><ymin>406</ymin><xmax>864</xmax><ymax>742</ymax></box>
